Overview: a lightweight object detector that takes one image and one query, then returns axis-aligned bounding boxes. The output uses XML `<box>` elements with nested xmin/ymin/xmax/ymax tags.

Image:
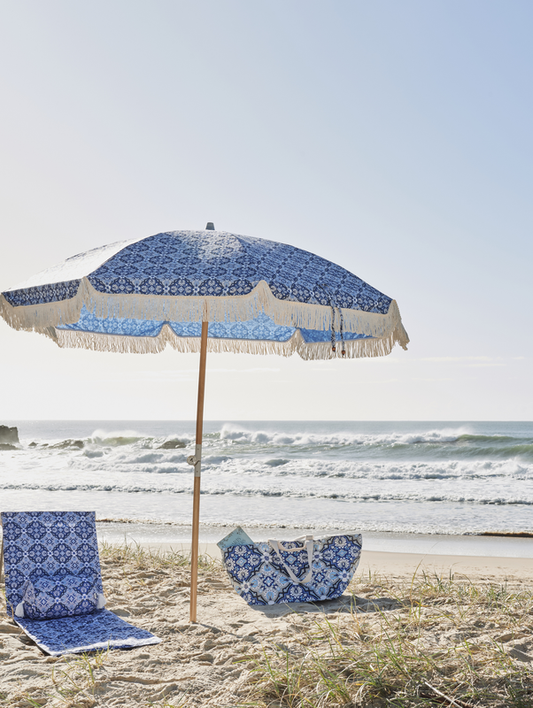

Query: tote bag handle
<box><xmin>268</xmin><ymin>538</ymin><xmax>314</xmax><ymax>585</ymax></box>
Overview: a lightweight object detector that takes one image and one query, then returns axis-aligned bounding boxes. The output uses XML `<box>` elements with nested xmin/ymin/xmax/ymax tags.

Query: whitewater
<box><xmin>0</xmin><ymin>420</ymin><xmax>532</xmax><ymax>538</ymax></box>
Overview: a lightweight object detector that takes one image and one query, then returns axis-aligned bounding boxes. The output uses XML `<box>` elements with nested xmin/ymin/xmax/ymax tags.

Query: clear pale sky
<box><xmin>1</xmin><ymin>1</ymin><xmax>532</xmax><ymax>421</ymax></box>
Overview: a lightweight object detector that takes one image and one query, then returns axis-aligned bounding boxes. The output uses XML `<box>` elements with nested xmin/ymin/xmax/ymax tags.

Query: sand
<box><xmin>1</xmin><ymin>547</ymin><xmax>532</xmax><ymax>707</ymax></box>
<box><xmin>362</xmin><ymin>549</ymin><xmax>533</xmax><ymax>587</ymax></box>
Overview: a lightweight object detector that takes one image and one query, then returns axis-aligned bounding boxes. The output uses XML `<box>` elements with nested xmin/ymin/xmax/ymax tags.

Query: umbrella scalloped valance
<box><xmin>0</xmin><ymin>230</ymin><xmax>408</xmax><ymax>359</ymax></box>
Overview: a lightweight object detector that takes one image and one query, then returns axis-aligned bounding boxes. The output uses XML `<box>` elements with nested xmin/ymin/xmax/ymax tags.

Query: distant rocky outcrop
<box><xmin>0</xmin><ymin>425</ymin><xmax>19</xmax><ymax>445</ymax></box>
<box><xmin>158</xmin><ymin>439</ymin><xmax>186</xmax><ymax>449</ymax></box>
<box><xmin>0</xmin><ymin>443</ymin><xmax>18</xmax><ymax>451</ymax></box>
<box><xmin>49</xmin><ymin>439</ymin><xmax>85</xmax><ymax>449</ymax></box>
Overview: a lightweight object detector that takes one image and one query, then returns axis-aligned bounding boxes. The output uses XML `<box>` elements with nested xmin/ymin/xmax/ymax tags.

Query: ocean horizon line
<box><xmin>3</xmin><ymin>418</ymin><xmax>533</xmax><ymax>424</ymax></box>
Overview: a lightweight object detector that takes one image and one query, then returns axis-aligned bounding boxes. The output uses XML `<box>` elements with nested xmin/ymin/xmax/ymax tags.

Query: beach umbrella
<box><xmin>0</xmin><ymin>224</ymin><xmax>409</xmax><ymax>621</ymax></box>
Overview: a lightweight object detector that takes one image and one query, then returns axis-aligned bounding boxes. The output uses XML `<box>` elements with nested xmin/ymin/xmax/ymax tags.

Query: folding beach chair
<box><xmin>0</xmin><ymin>511</ymin><xmax>161</xmax><ymax>656</ymax></box>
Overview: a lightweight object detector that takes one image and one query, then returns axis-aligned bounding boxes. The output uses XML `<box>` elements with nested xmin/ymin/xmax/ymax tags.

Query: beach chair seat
<box><xmin>0</xmin><ymin>511</ymin><xmax>161</xmax><ymax>656</ymax></box>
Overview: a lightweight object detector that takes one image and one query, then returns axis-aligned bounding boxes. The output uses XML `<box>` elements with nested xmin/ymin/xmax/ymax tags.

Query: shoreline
<box><xmin>95</xmin><ymin>522</ymin><xmax>533</xmax><ymax>586</ymax></box>
<box><xmin>95</xmin><ymin>520</ymin><xmax>533</xmax><ymax>559</ymax></box>
<box><xmin>98</xmin><ymin>540</ymin><xmax>533</xmax><ymax>584</ymax></box>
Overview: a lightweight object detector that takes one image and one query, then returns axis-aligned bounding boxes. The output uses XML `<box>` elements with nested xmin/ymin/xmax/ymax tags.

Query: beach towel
<box><xmin>0</xmin><ymin>511</ymin><xmax>161</xmax><ymax>655</ymax></box>
<box><xmin>221</xmin><ymin>532</ymin><xmax>362</xmax><ymax>606</ymax></box>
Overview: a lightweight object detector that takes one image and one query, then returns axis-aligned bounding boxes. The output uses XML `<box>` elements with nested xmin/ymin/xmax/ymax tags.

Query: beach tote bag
<box><xmin>221</xmin><ymin>533</ymin><xmax>362</xmax><ymax>606</ymax></box>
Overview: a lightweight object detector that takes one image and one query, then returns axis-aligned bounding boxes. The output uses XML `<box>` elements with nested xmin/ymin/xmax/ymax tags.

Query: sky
<box><xmin>1</xmin><ymin>0</ymin><xmax>532</xmax><ymax>421</ymax></box>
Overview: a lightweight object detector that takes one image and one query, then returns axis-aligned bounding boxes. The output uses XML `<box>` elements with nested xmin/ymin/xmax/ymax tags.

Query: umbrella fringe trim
<box><xmin>0</xmin><ymin>292</ymin><xmax>80</xmax><ymax>331</ymax></box>
<box><xmin>44</xmin><ymin>325</ymin><xmax>402</xmax><ymax>359</ymax></box>
<box><xmin>1</xmin><ymin>280</ymin><xmax>408</xmax><ymax>350</ymax></box>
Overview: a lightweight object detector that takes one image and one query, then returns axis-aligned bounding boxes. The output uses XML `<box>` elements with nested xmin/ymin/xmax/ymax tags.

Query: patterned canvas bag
<box><xmin>222</xmin><ymin>533</ymin><xmax>362</xmax><ymax>606</ymax></box>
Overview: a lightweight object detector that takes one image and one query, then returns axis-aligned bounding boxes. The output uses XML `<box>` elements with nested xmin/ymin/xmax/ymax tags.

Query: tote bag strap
<box><xmin>268</xmin><ymin>539</ymin><xmax>314</xmax><ymax>585</ymax></box>
<box><xmin>290</xmin><ymin>535</ymin><xmax>314</xmax><ymax>543</ymax></box>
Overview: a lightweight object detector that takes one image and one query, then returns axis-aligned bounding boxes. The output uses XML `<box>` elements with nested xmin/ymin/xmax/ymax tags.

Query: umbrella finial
<box><xmin>205</xmin><ymin>222</ymin><xmax>215</xmax><ymax>230</ymax></box>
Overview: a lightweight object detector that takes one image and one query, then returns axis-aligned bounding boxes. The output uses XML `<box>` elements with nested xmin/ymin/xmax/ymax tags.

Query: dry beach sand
<box><xmin>1</xmin><ymin>545</ymin><xmax>533</xmax><ymax>707</ymax></box>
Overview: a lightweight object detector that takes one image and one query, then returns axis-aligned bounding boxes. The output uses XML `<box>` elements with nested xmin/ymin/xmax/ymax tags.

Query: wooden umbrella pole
<box><xmin>189</xmin><ymin>320</ymin><xmax>209</xmax><ymax>623</ymax></box>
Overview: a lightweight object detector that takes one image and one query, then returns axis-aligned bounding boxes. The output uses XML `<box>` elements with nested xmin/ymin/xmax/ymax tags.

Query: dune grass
<box><xmin>244</xmin><ymin>572</ymin><xmax>533</xmax><ymax>707</ymax></box>
<box><xmin>98</xmin><ymin>540</ymin><xmax>218</xmax><ymax>573</ymax></box>
<box><xmin>2</xmin><ymin>545</ymin><xmax>533</xmax><ymax>707</ymax></box>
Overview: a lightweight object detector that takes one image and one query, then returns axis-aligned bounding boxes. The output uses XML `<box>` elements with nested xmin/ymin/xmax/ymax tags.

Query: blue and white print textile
<box><xmin>2</xmin><ymin>511</ymin><xmax>105</xmax><ymax>617</ymax></box>
<box><xmin>14</xmin><ymin>609</ymin><xmax>161</xmax><ymax>657</ymax></box>
<box><xmin>1</xmin><ymin>511</ymin><xmax>161</xmax><ymax>655</ymax></box>
<box><xmin>21</xmin><ymin>573</ymin><xmax>100</xmax><ymax>620</ymax></box>
<box><xmin>0</xmin><ymin>230</ymin><xmax>408</xmax><ymax>359</ymax></box>
<box><xmin>222</xmin><ymin>534</ymin><xmax>362</xmax><ymax>606</ymax></box>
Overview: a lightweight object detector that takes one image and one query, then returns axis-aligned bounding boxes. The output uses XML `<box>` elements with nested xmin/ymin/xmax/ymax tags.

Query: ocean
<box><xmin>1</xmin><ymin>421</ymin><xmax>532</xmax><ymax>552</ymax></box>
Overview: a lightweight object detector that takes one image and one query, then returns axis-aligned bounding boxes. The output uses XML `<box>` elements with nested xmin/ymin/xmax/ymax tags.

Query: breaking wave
<box><xmin>2</xmin><ymin>420</ymin><xmax>532</xmax><ymax>535</ymax></box>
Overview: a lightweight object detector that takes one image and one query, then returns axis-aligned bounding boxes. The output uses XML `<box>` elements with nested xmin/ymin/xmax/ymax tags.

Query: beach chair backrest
<box><xmin>0</xmin><ymin>511</ymin><xmax>104</xmax><ymax>616</ymax></box>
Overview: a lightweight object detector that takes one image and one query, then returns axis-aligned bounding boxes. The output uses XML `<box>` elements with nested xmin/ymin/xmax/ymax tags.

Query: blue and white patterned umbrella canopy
<box><xmin>0</xmin><ymin>229</ymin><xmax>408</xmax><ymax>359</ymax></box>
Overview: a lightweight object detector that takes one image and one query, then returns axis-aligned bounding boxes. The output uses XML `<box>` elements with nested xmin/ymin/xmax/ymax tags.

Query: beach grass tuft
<box><xmin>2</xmin><ymin>550</ymin><xmax>533</xmax><ymax>707</ymax></box>
<box><xmin>244</xmin><ymin>571</ymin><xmax>533</xmax><ymax>707</ymax></box>
<box><xmin>98</xmin><ymin>540</ymin><xmax>217</xmax><ymax>573</ymax></box>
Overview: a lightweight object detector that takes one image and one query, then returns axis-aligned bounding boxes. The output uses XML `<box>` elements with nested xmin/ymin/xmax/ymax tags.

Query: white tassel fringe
<box><xmin>50</xmin><ymin>325</ymin><xmax>405</xmax><ymax>359</ymax></box>
<box><xmin>0</xmin><ymin>278</ymin><xmax>409</xmax><ymax>358</ymax></box>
